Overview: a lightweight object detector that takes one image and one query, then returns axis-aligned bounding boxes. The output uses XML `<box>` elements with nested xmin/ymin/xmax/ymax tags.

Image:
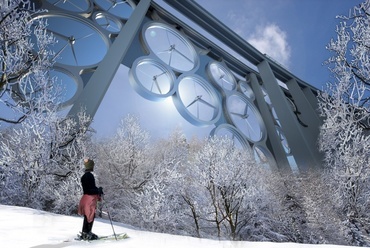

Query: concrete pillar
<box><xmin>286</xmin><ymin>78</ymin><xmax>324</xmax><ymax>167</ymax></box>
<box><xmin>302</xmin><ymin>86</ymin><xmax>324</xmax><ymax>124</ymax></box>
<box><xmin>257</xmin><ymin>60</ymin><xmax>321</xmax><ymax>171</ymax></box>
<box><xmin>249</xmin><ymin>73</ymin><xmax>291</xmax><ymax>172</ymax></box>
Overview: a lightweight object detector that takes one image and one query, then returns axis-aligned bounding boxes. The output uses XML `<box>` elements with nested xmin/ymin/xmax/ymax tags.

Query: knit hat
<box><xmin>84</xmin><ymin>158</ymin><xmax>95</xmax><ymax>171</ymax></box>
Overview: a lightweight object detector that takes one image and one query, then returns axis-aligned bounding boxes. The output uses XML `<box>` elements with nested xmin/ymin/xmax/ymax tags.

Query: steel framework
<box><xmin>34</xmin><ymin>0</ymin><xmax>323</xmax><ymax>172</ymax></box>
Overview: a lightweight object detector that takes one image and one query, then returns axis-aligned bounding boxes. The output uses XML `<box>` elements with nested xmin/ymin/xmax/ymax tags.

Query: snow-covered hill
<box><xmin>0</xmin><ymin>205</ymin><xmax>353</xmax><ymax>248</ymax></box>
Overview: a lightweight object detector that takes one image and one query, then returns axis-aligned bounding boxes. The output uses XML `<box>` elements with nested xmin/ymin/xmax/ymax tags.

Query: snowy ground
<box><xmin>0</xmin><ymin>205</ymin><xmax>354</xmax><ymax>248</ymax></box>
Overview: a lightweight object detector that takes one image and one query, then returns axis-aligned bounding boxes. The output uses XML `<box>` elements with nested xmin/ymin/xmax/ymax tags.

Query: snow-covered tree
<box><xmin>0</xmin><ymin>73</ymin><xmax>94</xmax><ymax>213</ymax></box>
<box><xmin>274</xmin><ymin>171</ymin><xmax>348</xmax><ymax>245</ymax></box>
<box><xmin>96</xmin><ymin>114</ymin><xmax>152</xmax><ymax>223</ymax></box>
<box><xmin>131</xmin><ymin>128</ymin><xmax>190</xmax><ymax>233</ymax></box>
<box><xmin>181</xmin><ymin>136</ymin><xmax>277</xmax><ymax>240</ymax></box>
<box><xmin>318</xmin><ymin>1</ymin><xmax>370</xmax><ymax>245</ymax></box>
<box><xmin>0</xmin><ymin>0</ymin><xmax>55</xmax><ymax>125</ymax></box>
<box><xmin>0</xmin><ymin>0</ymin><xmax>93</xmax><ymax>214</ymax></box>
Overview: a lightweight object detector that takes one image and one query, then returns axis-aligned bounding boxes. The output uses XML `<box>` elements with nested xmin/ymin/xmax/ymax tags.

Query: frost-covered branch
<box><xmin>318</xmin><ymin>1</ymin><xmax>370</xmax><ymax>245</ymax></box>
<box><xmin>0</xmin><ymin>0</ymin><xmax>55</xmax><ymax>124</ymax></box>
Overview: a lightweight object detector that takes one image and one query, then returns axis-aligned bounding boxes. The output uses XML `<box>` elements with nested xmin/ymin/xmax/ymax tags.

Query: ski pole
<box><xmin>102</xmin><ymin>197</ymin><xmax>117</xmax><ymax>241</ymax></box>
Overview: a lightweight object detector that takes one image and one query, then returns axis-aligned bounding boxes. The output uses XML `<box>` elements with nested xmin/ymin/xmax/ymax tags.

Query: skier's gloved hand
<box><xmin>98</xmin><ymin>187</ymin><xmax>104</xmax><ymax>196</ymax></box>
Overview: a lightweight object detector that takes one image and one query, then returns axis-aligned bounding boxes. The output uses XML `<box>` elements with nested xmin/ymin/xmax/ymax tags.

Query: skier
<box><xmin>78</xmin><ymin>158</ymin><xmax>104</xmax><ymax>240</ymax></box>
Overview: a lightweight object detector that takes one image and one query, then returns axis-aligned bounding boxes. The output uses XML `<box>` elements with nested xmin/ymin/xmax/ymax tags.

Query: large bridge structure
<box><xmin>33</xmin><ymin>0</ymin><xmax>324</xmax><ymax>173</ymax></box>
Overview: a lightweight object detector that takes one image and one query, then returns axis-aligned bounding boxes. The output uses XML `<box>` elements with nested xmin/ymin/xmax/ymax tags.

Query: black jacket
<box><xmin>81</xmin><ymin>171</ymin><xmax>100</xmax><ymax>195</ymax></box>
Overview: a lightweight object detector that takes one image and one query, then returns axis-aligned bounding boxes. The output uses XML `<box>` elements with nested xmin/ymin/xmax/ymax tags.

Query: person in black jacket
<box><xmin>78</xmin><ymin>158</ymin><xmax>103</xmax><ymax>240</ymax></box>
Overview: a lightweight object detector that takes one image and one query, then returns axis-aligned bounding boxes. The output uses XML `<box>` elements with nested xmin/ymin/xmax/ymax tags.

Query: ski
<box><xmin>75</xmin><ymin>232</ymin><xmax>128</xmax><ymax>242</ymax></box>
<box><xmin>97</xmin><ymin>232</ymin><xmax>129</xmax><ymax>240</ymax></box>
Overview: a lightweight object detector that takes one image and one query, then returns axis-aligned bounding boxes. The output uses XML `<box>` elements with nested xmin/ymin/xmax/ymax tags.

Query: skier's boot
<box><xmin>86</xmin><ymin>219</ymin><xmax>98</xmax><ymax>240</ymax></box>
<box><xmin>80</xmin><ymin>231</ymin><xmax>98</xmax><ymax>240</ymax></box>
<box><xmin>88</xmin><ymin>232</ymin><xmax>98</xmax><ymax>240</ymax></box>
<box><xmin>80</xmin><ymin>215</ymin><xmax>99</xmax><ymax>240</ymax></box>
<box><xmin>80</xmin><ymin>232</ymin><xmax>89</xmax><ymax>240</ymax></box>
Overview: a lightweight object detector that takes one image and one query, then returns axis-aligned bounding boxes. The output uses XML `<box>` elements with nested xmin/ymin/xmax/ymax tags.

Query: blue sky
<box><xmin>195</xmin><ymin>0</ymin><xmax>362</xmax><ymax>88</ymax></box>
<box><xmin>91</xmin><ymin>0</ymin><xmax>363</xmax><ymax>140</ymax></box>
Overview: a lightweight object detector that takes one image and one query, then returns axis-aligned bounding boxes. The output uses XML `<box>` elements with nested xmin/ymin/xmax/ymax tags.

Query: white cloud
<box><xmin>247</xmin><ymin>24</ymin><xmax>291</xmax><ymax>68</ymax></box>
<box><xmin>224</xmin><ymin>8</ymin><xmax>291</xmax><ymax>69</ymax></box>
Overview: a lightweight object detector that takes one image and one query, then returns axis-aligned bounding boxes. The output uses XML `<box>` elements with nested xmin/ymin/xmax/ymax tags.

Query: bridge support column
<box><xmin>249</xmin><ymin>73</ymin><xmax>291</xmax><ymax>172</ymax></box>
<box><xmin>258</xmin><ymin>60</ymin><xmax>321</xmax><ymax>171</ymax></box>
